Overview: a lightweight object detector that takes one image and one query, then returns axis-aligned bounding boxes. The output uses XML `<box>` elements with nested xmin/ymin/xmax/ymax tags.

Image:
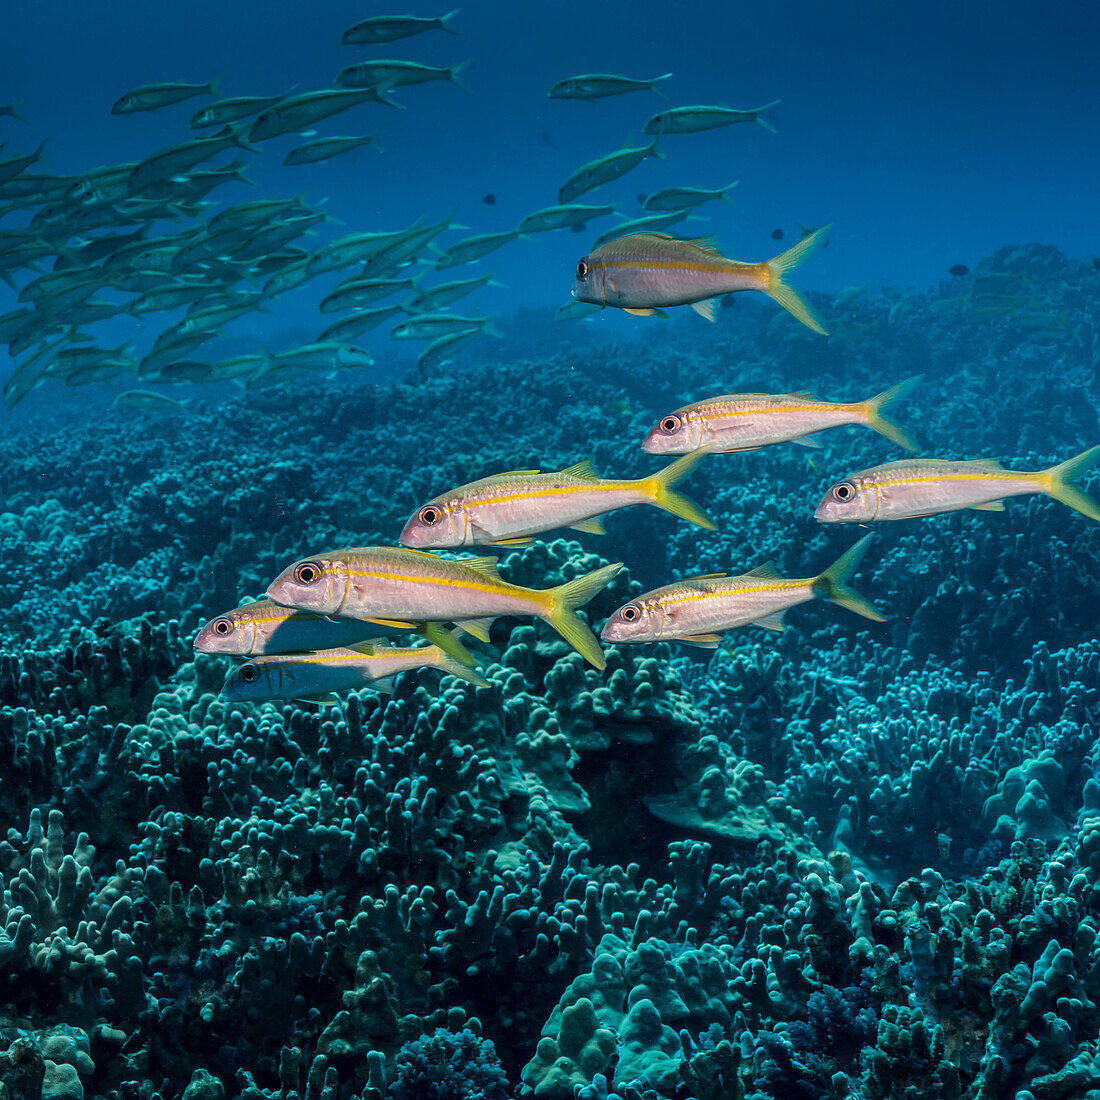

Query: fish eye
<box><xmin>576</xmin><ymin>260</ymin><xmax>588</xmax><ymax>280</ymax></box>
<box><xmin>419</xmin><ymin>505</ymin><xmax>442</xmax><ymax>526</ymax></box>
<box><xmin>660</xmin><ymin>415</ymin><xmax>681</xmax><ymax>434</ymax></box>
<box><xmin>294</xmin><ymin>561</ymin><xmax>322</xmax><ymax>585</ymax></box>
<box><xmin>238</xmin><ymin>664</ymin><xmax>258</xmax><ymax>683</ymax></box>
<box><xmin>212</xmin><ymin>618</ymin><xmax>233</xmax><ymax>636</ymax></box>
<box><xmin>833</xmin><ymin>482</ymin><xmax>855</xmax><ymax>502</ymax></box>
<box><xmin>620</xmin><ymin>605</ymin><xmax>641</xmax><ymax>622</ymax></box>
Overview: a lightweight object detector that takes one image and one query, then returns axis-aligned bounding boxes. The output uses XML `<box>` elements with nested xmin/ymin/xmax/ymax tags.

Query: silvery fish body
<box><xmin>643</xmin><ymin>101</ymin><xmax>779</xmax><ymax>135</ymax></box>
<box><xmin>248</xmin><ymin>88</ymin><xmax>391</xmax><ymax>143</ymax></box>
<box><xmin>572</xmin><ymin>227</ymin><xmax>831</xmax><ymax>333</ymax></box>
<box><xmin>340</xmin><ymin>10</ymin><xmax>459</xmax><ymax>45</ymax></box>
<box><xmin>190</xmin><ymin>93</ymin><xmax>285</xmax><ymax>129</ymax></box>
<box><xmin>336</xmin><ymin>59</ymin><xmax>470</xmax><ymax>90</ymax></box>
<box><xmin>266</xmin><ymin>546</ymin><xmax>622</xmax><ymax>669</ymax></box>
<box><xmin>433</xmin><ymin>229</ymin><xmax>520</xmax><ymax>268</ymax></box>
<box><xmin>519</xmin><ymin>203</ymin><xmax>616</xmax><ymax>233</ymax></box>
<box><xmin>283</xmin><ymin>133</ymin><xmax>379</xmax><ymax>166</ymax></box>
<box><xmin>399</xmin><ymin>455</ymin><xmax>713</xmax><ymax>548</ymax></box>
<box><xmin>558</xmin><ymin>138</ymin><xmax>662</xmax><ymax>204</ymax></box>
<box><xmin>643</xmin><ymin>379</ymin><xmax>919</xmax><ymax>455</ymax></box>
<box><xmin>548</xmin><ymin>73</ymin><xmax>672</xmax><ymax>101</ymax></box>
<box><xmin>111</xmin><ymin>81</ymin><xmax>217</xmax><ymax>115</ymax></box>
<box><xmin>602</xmin><ymin>536</ymin><xmax>882</xmax><ymax>646</ymax></box>
<box><xmin>643</xmin><ymin>182</ymin><xmax>738</xmax><ymax>212</ymax></box>
<box><xmin>223</xmin><ymin>643</ymin><xmax>482</xmax><ymax>703</ymax></box>
<box><xmin>815</xmin><ymin>452</ymin><xmax>1100</xmax><ymax>524</ymax></box>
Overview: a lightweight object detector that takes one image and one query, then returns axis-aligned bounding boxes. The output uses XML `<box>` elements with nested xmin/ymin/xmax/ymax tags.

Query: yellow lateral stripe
<box><xmin>594</xmin><ymin>258</ymin><xmax>749</xmax><ymax>275</ymax></box>
<box><xmin>703</xmin><ymin>403</ymin><xmax>846</xmax><ymax>420</ymax></box>
<box><xmin>658</xmin><ymin>580</ymin><xmax>807</xmax><ymax>608</ymax></box>
<box><xmin>456</xmin><ymin>481</ymin><xmax>633</xmax><ymax>507</ymax></box>
<box><xmin>867</xmin><ymin>471</ymin><xmax>1033</xmax><ymax>489</ymax></box>
<box><xmin>345</xmin><ymin>567</ymin><xmax>526</xmax><ymax>599</ymax></box>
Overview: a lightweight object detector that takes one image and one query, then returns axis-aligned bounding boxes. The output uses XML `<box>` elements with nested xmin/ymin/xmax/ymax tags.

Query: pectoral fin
<box><xmin>754</xmin><ymin>612</ymin><xmax>786</xmax><ymax>632</ymax></box>
<box><xmin>455</xmin><ymin>617</ymin><xmax>495</xmax><ymax>643</ymax></box>
<box><xmin>690</xmin><ymin>298</ymin><xmax>719</xmax><ymax>322</ymax></box>
<box><xmin>570</xmin><ymin>516</ymin><xmax>606</xmax><ymax>535</ymax></box>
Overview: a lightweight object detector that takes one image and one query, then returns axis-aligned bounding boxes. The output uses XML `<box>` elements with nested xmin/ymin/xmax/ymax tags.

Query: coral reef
<box><xmin>3</xmin><ymin>243</ymin><xmax>1100</xmax><ymax>1097</ymax></box>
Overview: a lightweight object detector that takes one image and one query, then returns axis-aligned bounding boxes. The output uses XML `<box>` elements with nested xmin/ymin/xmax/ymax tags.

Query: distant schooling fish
<box><xmin>267</xmin><ymin>547</ymin><xmax>622</xmax><ymax>669</ymax></box>
<box><xmin>642</xmin><ymin>377</ymin><xmax>920</xmax><ymax>455</ymax></box>
<box><xmin>111</xmin><ymin>80</ymin><xmax>219</xmax><ymax>115</ymax></box>
<box><xmin>558</xmin><ymin>138</ymin><xmax>663</xmax><ymax>204</ymax></box>
<box><xmin>400</xmin><ymin>452</ymin><xmax>715</xmax><ymax>549</ymax></box>
<box><xmin>643</xmin><ymin>101</ymin><xmax>779</xmax><ymax>136</ymax></box>
<box><xmin>340</xmin><ymin>10</ymin><xmax>460</xmax><ymax>46</ymax></box>
<box><xmin>548</xmin><ymin>73</ymin><xmax>673</xmax><ymax>101</ymax></box>
<box><xmin>572</xmin><ymin>226</ymin><xmax>832</xmax><ymax>332</ymax></box>
<box><xmin>601</xmin><ymin>535</ymin><xmax>883</xmax><ymax>647</ymax></box>
<box><xmin>814</xmin><ymin>448</ymin><xmax>1100</xmax><ymax>524</ymax></box>
<box><xmin>223</xmin><ymin>642</ymin><xmax>486</xmax><ymax>704</ymax></box>
<box><xmin>195</xmin><ymin>598</ymin><xmax>474</xmax><ymax>663</ymax></box>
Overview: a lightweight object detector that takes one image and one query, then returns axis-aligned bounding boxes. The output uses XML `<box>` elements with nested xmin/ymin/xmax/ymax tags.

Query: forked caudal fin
<box><xmin>811</xmin><ymin>534</ymin><xmax>885</xmax><ymax>622</ymax></box>
<box><xmin>1042</xmin><ymin>446</ymin><xmax>1100</xmax><ymax>522</ymax></box>
<box><xmin>417</xmin><ymin>620</ymin><xmax>475</xmax><ymax>666</ymax></box>
<box><xmin>862</xmin><ymin>375</ymin><xmax>922</xmax><ymax>451</ymax></box>
<box><xmin>763</xmin><ymin>224</ymin><xmax>831</xmax><ymax>335</ymax></box>
<box><xmin>645</xmin><ymin>451</ymin><xmax>717</xmax><ymax>530</ymax></box>
<box><xmin>544</xmin><ymin>562</ymin><xmax>623</xmax><ymax>669</ymax></box>
<box><xmin>431</xmin><ymin>646</ymin><xmax>490</xmax><ymax>689</ymax></box>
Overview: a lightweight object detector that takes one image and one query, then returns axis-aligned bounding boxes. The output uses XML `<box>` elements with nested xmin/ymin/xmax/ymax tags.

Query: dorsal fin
<box><xmin>745</xmin><ymin>562</ymin><xmax>781</xmax><ymax>579</ymax></box>
<box><xmin>560</xmin><ymin>459</ymin><xmax>600</xmax><ymax>479</ymax></box>
<box><xmin>967</xmin><ymin>458</ymin><xmax>1007</xmax><ymax>470</ymax></box>
<box><xmin>786</xmin><ymin>389</ymin><xmax>816</xmax><ymax>398</ymax></box>
<box><xmin>495</xmin><ymin>468</ymin><xmax>541</xmax><ymax>477</ymax></box>
<box><xmin>458</xmin><ymin>555</ymin><xmax>501</xmax><ymax>578</ymax></box>
<box><xmin>682</xmin><ymin>572</ymin><xmax>727</xmax><ymax>583</ymax></box>
<box><xmin>685</xmin><ymin>235</ymin><xmax>721</xmax><ymax>255</ymax></box>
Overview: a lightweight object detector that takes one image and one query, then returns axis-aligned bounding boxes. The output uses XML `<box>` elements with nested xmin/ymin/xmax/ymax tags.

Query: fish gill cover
<box><xmin>1</xmin><ymin>3</ymin><xmax>1100</xmax><ymax>1100</ymax></box>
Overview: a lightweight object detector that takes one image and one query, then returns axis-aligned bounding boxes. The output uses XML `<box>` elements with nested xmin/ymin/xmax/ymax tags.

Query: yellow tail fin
<box><xmin>1043</xmin><ymin>446</ymin><xmax>1100</xmax><ymax>522</ymax></box>
<box><xmin>811</xmin><ymin>534</ymin><xmax>885</xmax><ymax>622</ymax></box>
<box><xmin>646</xmin><ymin>451</ymin><xmax>717</xmax><ymax>530</ymax></box>
<box><xmin>417</xmin><ymin>621</ymin><xmax>476</xmax><ymax>665</ymax></box>
<box><xmin>862</xmin><ymin>375</ymin><xmax>921</xmax><ymax>451</ymax></box>
<box><xmin>763</xmin><ymin>224</ymin><xmax>832</xmax><ymax>334</ymax></box>
<box><xmin>544</xmin><ymin>562</ymin><xmax>623</xmax><ymax>669</ymax></box>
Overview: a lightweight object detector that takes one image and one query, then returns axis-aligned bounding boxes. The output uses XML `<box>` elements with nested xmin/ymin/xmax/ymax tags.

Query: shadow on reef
<box><xmin>3</xmin><ymin>243</ymin><xmax>1100</xmax><ymax>1097</ymax></box>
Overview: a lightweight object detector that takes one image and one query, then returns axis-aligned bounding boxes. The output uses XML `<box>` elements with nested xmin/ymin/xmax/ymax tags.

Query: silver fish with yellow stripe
<box><xmin>643</xmin><ymin>377</ymin><xmax>919</xmax><ymax>455</ymax></box>
<box><xmin>194</xmin><ymin>598</ymin><xmax>474</xmax><ymax>663</ymax></box>
<box><xmin>267</xmin><ymin>548</ymin><xmax>622</xmax><ymax>669</ymax></box>
<box><xmin>815</xmin><ymin>448</ymin><xmax>1100</xmax><ymax>523</ymax></box>
<box><xmin>571</xmin><ymin>226</ymin><xmax>831</xmax><ymax>333</ymax></box>
<box><xmin>400</xmin><ymin>452</ymin><xmax>715</xmax><ymax>549</ymax></box>
<box><xmin>223</xmin><ymin>642</ymin><xmax>487</xmax><ymax>703</ymax></box>
<box><xmin>601</xmin><ymin>535</ymin><xmax>883</xmax><ymax>648</ymax></box>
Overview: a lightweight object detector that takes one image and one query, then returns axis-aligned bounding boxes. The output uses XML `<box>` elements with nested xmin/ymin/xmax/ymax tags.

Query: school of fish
<box><xmin>3</xmin><ymin>13</ymin><xmax>1095</xmax><ymax>703</ymax></box>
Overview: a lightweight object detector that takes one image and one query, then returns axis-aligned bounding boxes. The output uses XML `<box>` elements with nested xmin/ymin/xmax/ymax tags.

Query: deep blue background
<box><xmin>2</xmin><ymin>0</ymin><xmax>1099</xmax><ymax>383</ymax></box>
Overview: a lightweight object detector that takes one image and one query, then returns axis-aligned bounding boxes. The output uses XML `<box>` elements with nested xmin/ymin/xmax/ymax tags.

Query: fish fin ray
<box><xmin>560</xmin><ymin>459</ymin><xmax>599</xmax><ymax>479</ymax></box>
<box><xmin>570</xmin><ymin>516</ymin><xmax>606</xmax><ymax>535</ymax></box>
<box><xmin>546</xmin><ymin>563</ymin><xmax>622</xmax><ymax>669</ymax></box>
<box><xmin>1043</xmin><ymin>446</ymin><xmax>1100</xmax><ymax>522</ymax></box>
<box><xmin>646</xmin><ymin>451</ymin><xmax>716</xmax><ymax>530</ymax></box>
<box><xmin>810</xmin><ymin>533</ymin><xmax>885</xmax><ymax>622</ymax></box>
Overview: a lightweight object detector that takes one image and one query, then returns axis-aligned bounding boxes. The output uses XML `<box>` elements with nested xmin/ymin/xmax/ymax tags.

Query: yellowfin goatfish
<box><xmin>341</xmin><ymin>10</ymin><xmax>460</xmax><ymax>45</ymax></box>
<box><xmin>190</xmin><ymin>93</ymin><xmax>286</xmax><ymax>129</ymax></box>
<box><xmin>815</xmin><ymin>449</ymin><xmax>1100</xmax><ymax>524</ymax></box>
<box><xmin>267</xmin><ymin>548</ymin><xmax>622</xmax><ymax>669</ymax></box>
<box><xmin>114</xmin><ymin>390</ymin><xmax>186</xmax><ymax>412</ymax></box>
<box><xmin>111</xmin><ymin>80</ymin><xmax>219</xmax><ymax>115</ymax></box>
<box><xmin>601</xmin><ymin>535</ymin><xmax>883</xmax><ymax>647</ymax></box>
<box><xmin>572</xmin><ymin>226</ymin><xmax>832</xmax><ymax>332</ymax></box>
<box><xmin>337</xmin><ymin>59</ymin><xmax>471</xmax><ymax>91</ymax></box>
<box><xmin>223</xmin><ymin>643</ymin><xmax>487</xmax><ymax>704</ymax></box>
<box><xmin>400</xmin><ymin>453</ymin><xmax>715</xmax><ymax>549</ymax></box>
<box><xmin>284</xmin><ymin>133</ymin><xmax>380</xmax><ymax>166</ymax></box>
<box><xmin>548</xmin><ymin>73</ymin><xmax>673</xmax><ymax>101</ymax></box>
<box><xmin>643</xmin><ymin>377</ymin><xmax>919</xmax><ymax>455</ymax></box>
<box><xmin>643</xmin><ymin>101</ymin><xmax>780</xmax><ymax>135</ymax></box>
<box><xmin>195</xmin><ymin>598</ymin><xmax>474</xmax><ymax>663</ymax></box>
<box><xmin>249</xmin><ymin>88</ymin><xmax>396</xmax><ymax>143</ymax></box>
<box><xmin>558</xmin><ymin>138</ymin><xmax>663</xmax><ymax>204</ymax></box>
<box><xmin>643</xmin><ymin>183</ymin><xmax>738</xmax><ymax>212</ymax></box>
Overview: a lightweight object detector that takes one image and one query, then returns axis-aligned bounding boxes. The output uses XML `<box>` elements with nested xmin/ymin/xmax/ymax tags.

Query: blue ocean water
<box><xmin>2</xmin><ymin>4</ymin><xmax>1100</xmax><ymax>1099</ymax></box>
